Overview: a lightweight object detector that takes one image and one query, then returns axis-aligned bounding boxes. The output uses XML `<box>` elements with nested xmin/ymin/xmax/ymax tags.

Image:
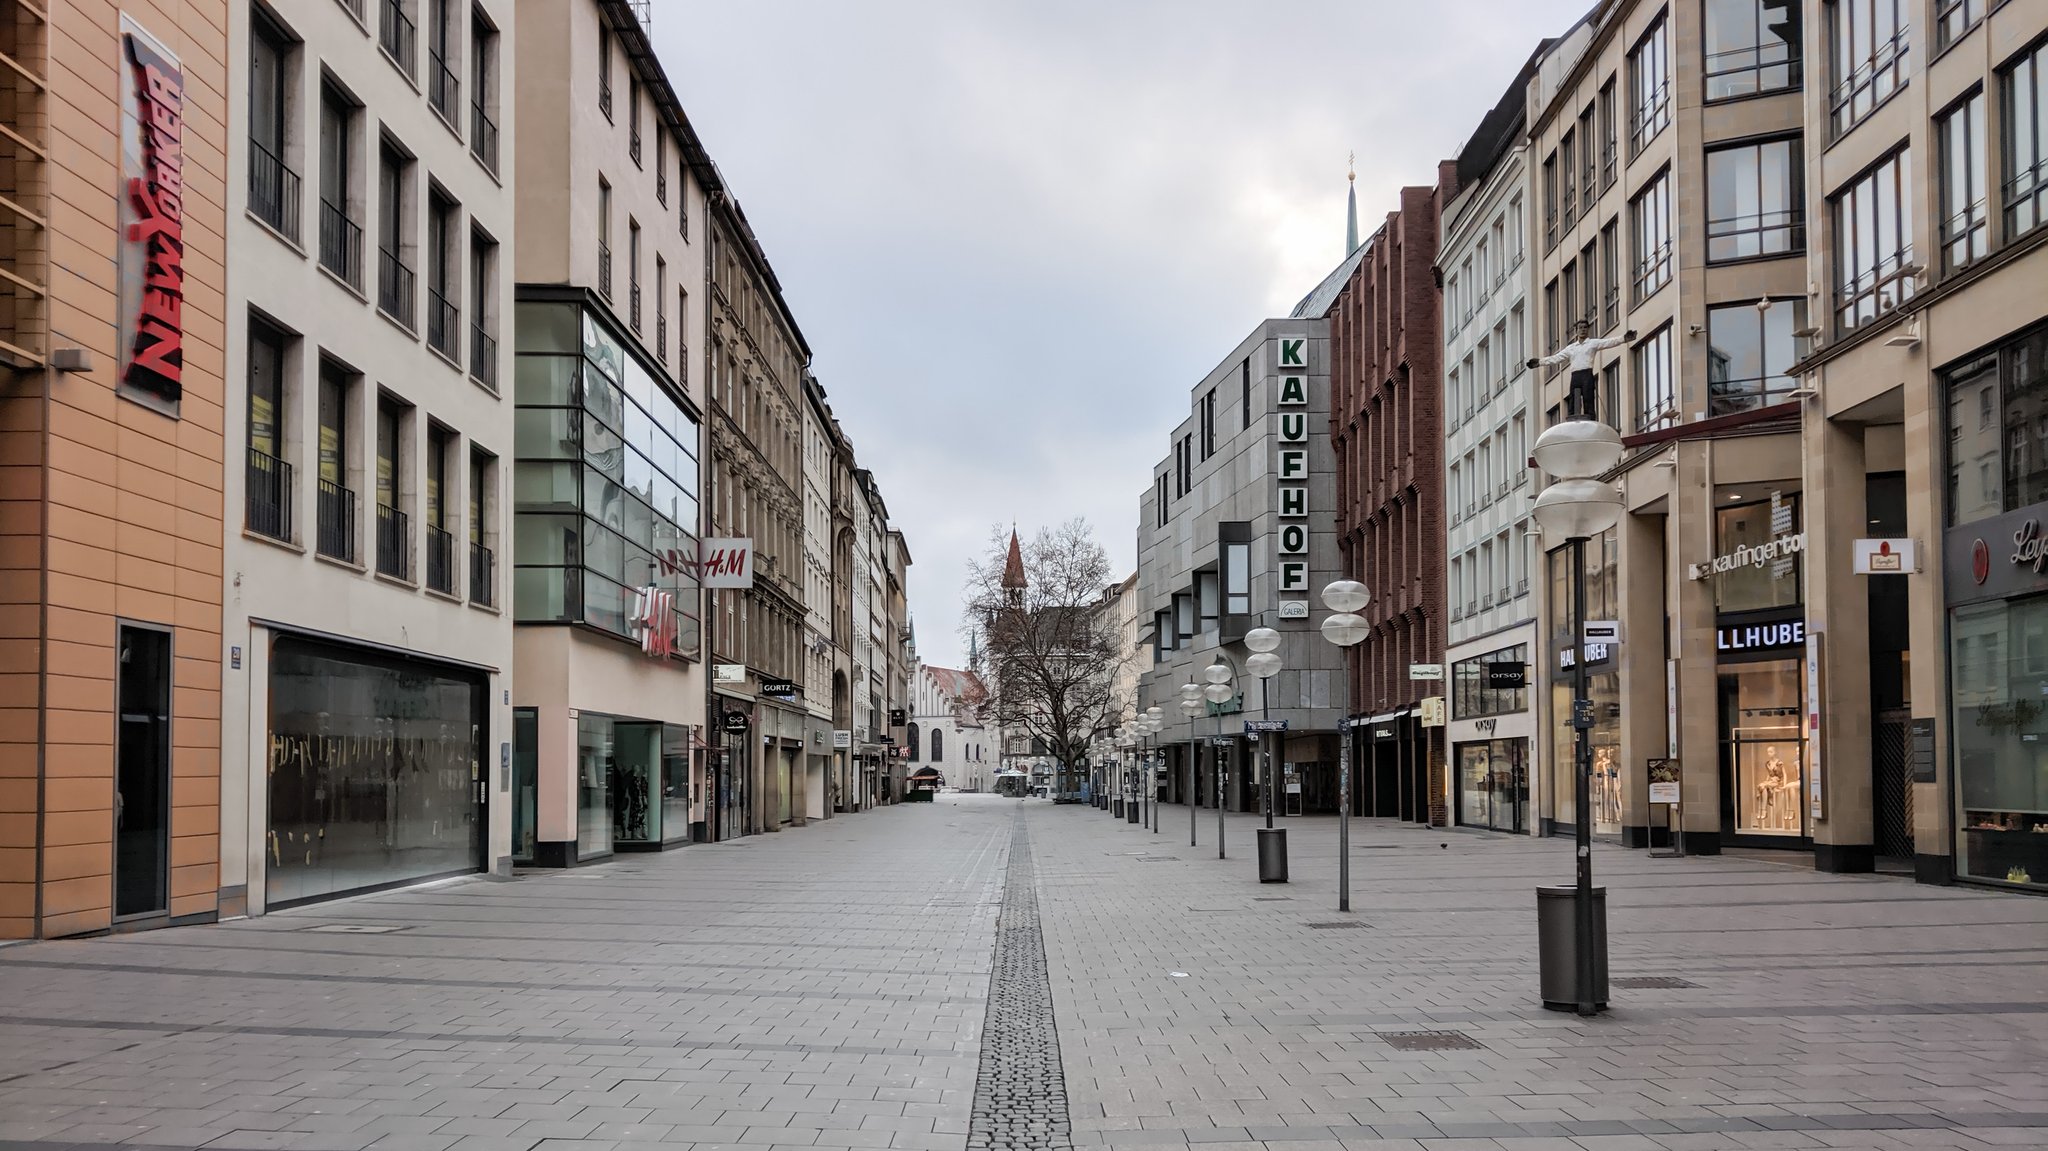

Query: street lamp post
<box><xmin>1145</xmin><ymin>706</ymin><xmax>1163</xmax><ymax>833</ymax></box>
<box><xmin>1245</xmin><ymin>627</ymin><xmax>1285</xmax><ymax>882</ymax></box>
<box><xmin>1204</xmin><ymin>663</ymin><xmax>1233</xmax><ymax>860</ymax></box>
<box><xmin>1530</xmin><ymin>418</ymin><xmax>1625</xmax><ymax>1017</ymax></box>
<box><xmin>1321</xmin><ymin>581</ymin><xmax>1371</xmax><ymax>913</ymax></box>
<box><xmin>1178</xmin><ymin>683</ymin><xmax>1203</xmax><ymax>847</ymax></box>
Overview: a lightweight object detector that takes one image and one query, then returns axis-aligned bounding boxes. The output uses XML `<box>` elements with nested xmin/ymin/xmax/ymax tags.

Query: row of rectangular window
<box><xmin>597</xmin><ymin>19</ymin><xmax>690</xmax><ymax>232</ymax></box>
<box><xmin>247</xmin><ymin>315</ymin><xmax>499</xmax><ymax>605</ymax></box>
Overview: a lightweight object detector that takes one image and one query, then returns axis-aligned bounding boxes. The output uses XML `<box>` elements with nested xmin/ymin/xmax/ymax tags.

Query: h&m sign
<box><xmin>1275</xmin><ymin>335</ymin><xmax>1311</xmax><ymax>596</ymax></box>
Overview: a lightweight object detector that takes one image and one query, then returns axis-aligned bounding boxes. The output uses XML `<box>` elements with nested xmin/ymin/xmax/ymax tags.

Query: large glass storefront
<box><xmin>1456</xmin><ymin>739</ymin><xmax>1528</xmax><ymax>832</ymax></box>
<box><xmin>512</xmin><ymin>301</ymin><xmax>702</xmax><ymax>655</ymax></box>
<box><xmin>1940</xmin><ymin>323</ymin><xmax>2048</xmax><ymax>891</ymax></box>
<box><xmin>1718</xmin><ymin>650</ymin><xmax>1807</xmax><ymax>838</ymax></box>
<box><xmin>572</xmin><ymin>713</ymin><xmax>693</xmax><ymax>855</ymax></box>
<box><xmin>267</xmin><ymin>638</ymin><xmax>485</xmax><ymax>908</ymax></box>
<box><xmin>1547</xmin><ymin>533</ymin><xmax>1620</xmax><ymax>835</ymax></box>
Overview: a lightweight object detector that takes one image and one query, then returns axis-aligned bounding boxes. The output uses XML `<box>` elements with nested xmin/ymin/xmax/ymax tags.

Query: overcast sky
<box><xmin>651</xmin><ymin>1</ymin><xmax>1591</xmax><ymax>672</ymax></box>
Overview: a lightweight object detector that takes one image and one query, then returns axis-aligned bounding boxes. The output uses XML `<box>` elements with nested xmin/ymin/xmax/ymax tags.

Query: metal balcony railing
<box><xmin>248</xmin><ymin>138</ymin><xmax>301</xmax><ymax>241</ymax></box>
<box><xmin>428</xmin><ymin>49</ymin><xmax>458</xmax><ymax>121</ymax></box>
<box><xmin>470</xmin><ymin>100</ymin><xmax>498</xmax><ymax>173</ymax></box>
<box><xmin>598</xmin><ymin>243</ymin><xmax>612</xmax><ymax>299</ymax></box>
<box><xmin>470</xmin><ymin>540</ymin><xmax>495</xmax><ymax>605</ymax></box>
<box><xmin>426</xmin><ymin>523</ymin><xmax>454</xmax><ymax>593</ymax></box>
<box><xmin>471</xmin><ymin>322</ymin><xmax>498</xmax><ymax>390</ymax></box>
<box><xmin>320</xmin><ymin>199</ymin><xmax>363</xmax><ymax>288</ymax></box>
<box><xmin>376</xmin><ymin>501</ymin><xmax>409</xmax><ymax>579</ymax></box>
<box><xmin>246</xmin><ymin>448</ymin><xmax>293</xmax><ymax>542</ymax></box>
<box><xmin>379</xmin><ymin>246</ymin><xmax>415</xmax><ymax>326</ymax></box>
<box><xmin>380</xmin><ymin>0</ymin><xmax>417</xmax><ymax>79</ymax></box>
<box><xmin>317</xmin><ymin>478</ymin><xmax>357</xmax><ymax>562</ymax></box>
<box><xmin>427</xmin><ymin>287</ymin><xmax>458</xmax><ymax>358</ymax></box>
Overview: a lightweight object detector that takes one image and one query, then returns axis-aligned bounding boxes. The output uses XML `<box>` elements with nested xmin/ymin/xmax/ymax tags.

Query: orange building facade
<box><xmin>1</xmin><ymin>0</ymin><xmax>227</xmax><ymax>938</ymax></box>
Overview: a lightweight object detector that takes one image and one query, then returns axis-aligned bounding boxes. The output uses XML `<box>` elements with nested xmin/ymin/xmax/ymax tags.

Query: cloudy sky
<box><xmin>651</xmin><ymin>1</ymin><xmax>1591</xmax><ymax>671</ymax></box>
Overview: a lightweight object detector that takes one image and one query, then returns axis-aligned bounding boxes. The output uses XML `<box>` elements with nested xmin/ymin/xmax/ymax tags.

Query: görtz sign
<box><xmin>1274</xmin><ymin>334</ymin><xmax>1311</xmax><ymax>602</ymax></box>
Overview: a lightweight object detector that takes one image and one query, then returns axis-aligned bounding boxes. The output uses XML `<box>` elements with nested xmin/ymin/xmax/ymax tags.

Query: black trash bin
<box><xmin>1256</xmin><ymin>827</ymin><xmax>1288</xmax><ymax>883</ymax></box>
<box><xmin>1113</xmin><ymin>798</ymin><xmax>1124</xmax><ymax>818</ymax></box>
<box><xmin>1536</xmin><ymin>884</ymin><xmax>1607</xmax><ymax>1012</ymax></box>
<box><xmin>1127</xmin><ymin>801</ymin><xmax>1140</xmax><ymax>824</ymax></box>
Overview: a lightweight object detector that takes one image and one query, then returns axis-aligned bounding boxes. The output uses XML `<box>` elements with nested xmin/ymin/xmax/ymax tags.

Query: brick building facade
<box><xmin>1327</xmin><ymin>166</ymin><xmax>1456</xmax><ymax>826</ymax></box>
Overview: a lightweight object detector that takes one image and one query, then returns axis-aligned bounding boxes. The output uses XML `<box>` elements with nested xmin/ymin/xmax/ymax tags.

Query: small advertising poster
<box><xmin>1647</xmin><ymin>758</ymin><xmax>1680</xmax><ymax>806</ymax></box>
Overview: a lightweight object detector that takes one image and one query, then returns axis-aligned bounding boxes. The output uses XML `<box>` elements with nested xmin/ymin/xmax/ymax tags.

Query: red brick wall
<box><xmin>1328</xmin><ymin>164</ymin><xmax>1457</xmax><ymax>720</ymax></box>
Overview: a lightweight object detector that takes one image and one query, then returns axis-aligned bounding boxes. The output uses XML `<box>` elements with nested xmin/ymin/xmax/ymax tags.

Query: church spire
<box><xmin>1345</xmin><ymin>153</ymin><xmax>1359</xmax><ymax>256</ymax></box>
<box><xmin>1002</xmin><ymin>528</ymin><xmax>1027</xmax><ymax>593</ymax></box>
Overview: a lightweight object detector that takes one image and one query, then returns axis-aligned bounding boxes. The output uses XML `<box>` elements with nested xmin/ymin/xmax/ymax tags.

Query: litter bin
<box><xmin>1536</xmin><ymin>884</ymin><xmax>1607</xmax><ymax>1012</ymax></box>
<box><xmin>1256</xmin><ymin>827</ymin><xmax>1288</xmax><ymax>883</ymax></box>
<box><xmin>1127</xmin><ymin>801</ymin><xmax>1140</xmax><ymax>824</ymax></box>
<box><xmin>1113</xmin><ymin>798</ymin><xmax>1125</xmax><ymax>818</ymax></box>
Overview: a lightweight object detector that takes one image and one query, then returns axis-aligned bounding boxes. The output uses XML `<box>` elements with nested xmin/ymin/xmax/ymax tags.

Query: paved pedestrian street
<box><xmin>3</xmin><ymin>797</ymin><xmax>2046</xmax><ymax>1151</ymax></box>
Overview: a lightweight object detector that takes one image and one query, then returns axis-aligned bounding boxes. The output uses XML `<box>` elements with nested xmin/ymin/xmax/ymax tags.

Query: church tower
<box><xmin>1001</xmin><ymin>529</ymin><xmax>1027</xmax><ymax>610</ymax></box>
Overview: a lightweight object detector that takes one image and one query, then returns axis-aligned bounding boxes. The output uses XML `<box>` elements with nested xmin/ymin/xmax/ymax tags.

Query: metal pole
<box><xmin>1150</xmin><ymin>736</ymin><xmax>1158</xmax><ymax>833</ymax></box>
<box><xmin>1188</xmin><ymin>720</ymin><xmax>1198</xmax><ymax>847</ymax></box>
<box><xmin>1572</xmin><ymin>534</ymin><xmax>1597</xmax><ymax>1016</ymax></box>
<box><xmin>1339</xmin><ymin>717</ymin><xmax>1352</xmax><ymax>912</ymax></box>
<box><xmin>1216</xmin><ymin>714</ymin><xmax>1225</xmax><ymax>860</ymax></box>
<box><xmin>1262</xmin><ymin>678</ymin><xmax>1274</xmax><ymax>830</ymax></box>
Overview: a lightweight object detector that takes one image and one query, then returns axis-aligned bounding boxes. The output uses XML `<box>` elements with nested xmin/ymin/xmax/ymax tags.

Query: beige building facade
<box><xmin>512</xmin><ymin>0</ymin><xmax>711</xmax><ymax>861</ymax></box>
<box><xmin>1528</xmin><ymin>0</ymin><xmax>2048</xmax><ymax>888</ymax></box>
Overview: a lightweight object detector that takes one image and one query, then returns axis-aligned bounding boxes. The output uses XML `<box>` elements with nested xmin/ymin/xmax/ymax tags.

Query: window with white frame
<box><xmin>1631</xmin><ymin>170</ymin><xmax>1673</xmax><ymax>301</ymax></box>
<box><xmin>1830</xmin><ymin>146</ymin><xmax>1915</xmax><ymax>332</ymax></box>
<box><xmin>1633</xmin><ymin>325</ymin><xmax>1676</xmax><ymax>432</ymax></box>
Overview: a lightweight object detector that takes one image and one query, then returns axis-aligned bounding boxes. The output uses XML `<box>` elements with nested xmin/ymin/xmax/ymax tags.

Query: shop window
<box><xmin>1951</xmin><ymin>598</ymin><xmax>2048</xmax><ymax>889</ymax></box>
<box><xmin>1456</xmin><ymin>740</ymin><xmax>1527</xmax><ymax>834</ymax></box>
<box><xmin>1451</xmin><ymin>644</ymin><xmax>1529</xmax><ymax>720</ymax></box>
<box><xmin>576</xmin><ymin>713</ymin><xmax>614</xmax><ymax>858</ymax></box>
<box><xmin>1723</xmin><ymin>660</ymin><xmax>1807</xmax><ymax>836</ymax></box>
<box><xmin>1713</xmin><ymin>493</ymin><xmax>1802</xmax><ymax>612</ymax></box>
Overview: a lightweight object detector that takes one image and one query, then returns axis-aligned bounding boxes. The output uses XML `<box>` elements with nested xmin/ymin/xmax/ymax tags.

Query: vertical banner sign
<box><xmin>1807</xmin><ymin>629</ymin><xmax>1824</xmax><ymax>819</ymax></box>
<box><xmin>1275</xmin><ymin>335</ymin><xmax>1310</xmax><ymax>596</ymax></box>
<box><xmin>118</xmin><ymin>21</ymin><xmax>185</xmax><ymax>412</ymax></box>
<box><xmin>1665</xmin><ymin>658</ymin><xmax>1678</xmax><ymax>759</ymax></box>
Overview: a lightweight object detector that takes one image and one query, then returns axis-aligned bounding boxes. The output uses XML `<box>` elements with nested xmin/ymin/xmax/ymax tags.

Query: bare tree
<box><xmin>962</xmin><ymin>520</ymin><xmax>1128</xmax><ymax>800</ymax></box>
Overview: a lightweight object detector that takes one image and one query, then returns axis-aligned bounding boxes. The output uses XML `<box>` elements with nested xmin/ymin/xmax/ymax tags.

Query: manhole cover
<box><xmin>1611</xmin><ymin>975</ymin><xmax>1699</xmax><ymax>989</ymax></box>
<box><xmin>1306</xmin><ymin>921</ymin><xmax>1367</xmax><ymax>929</ymax></box>
<box><xmin>302</xmin><ymin>924</ymin><xmax>408</xmax><ymax>934</ymax></box>
<box><xmin>1379</xmin><ymin>1030</ymin><xmax>1484</xmax><ymax>1052</ymax></box>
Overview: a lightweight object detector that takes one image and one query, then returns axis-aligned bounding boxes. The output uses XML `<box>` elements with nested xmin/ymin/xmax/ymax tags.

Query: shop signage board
<box><xmin>1852</xmin><ymin>538</ymin><xmax>1918</xmax><ymax>574</ymax></box>
<box><xmin>714</xmin><ymin>663</ymin><xmax>745</xmax><ymax>683</ymax></box>
<box><xmin>1647</xmin><ymin>758</ymin><xmax>1680</xmax><ymax>806</ymax></box>
<box><xmin>1208</xmin><ymin>735</ymin><xmax>1234</xmax><ymax>747</ymax></box>
<box><xmin>1910</xmin><ymin>717</ymin><xmax>1936</xmax><ymax>782</ymax></box>
<box><xmin>1715</xmin><ymin>617</ymin><xmax>1806</xmax><ymax>653</ymax></box>
<box><xmin>1274</xmin><ymin>336</ymin><xmax>1312</xmax><ymax>596</ymax></box>
<box><xmin>698</xmin><ymin>539</ymin><xmax>755</xmax><ymax>588</ymax></box>
<box><xmin>118</xmin><ymin>20</ymin><xmax>186</xmax><ymax>413</ymax></box>
<box><xmin>1582</xmin><ymin>620</ymin><xmax>1622</xmax><ymax>644</ymax></box>
<box><xmin>721</xmin><ymin>711</ymin><xmax>750</xmax><ymax>734</ymax></box>
<box><xmin>760</xmin><ymin>680</ymin><xmax>799</xmax><ymax>699</ymax></box>
<box><xmin>1687</xmin><ymin>531</ymin><xmax>1806</xmax><ymax>581</ymax></box>
<box><xmin>1277</xmin><ymin>600</ymin><xmax>1309</xmax><ymax>619</ymax></box>
<box><xmin>1419</xmin><ymin>697</ymin><xmax>1446</xmax><ymax>727</ymax></box>
<box><xmin>1409</xmin><ymin>663</ymin><xmax>1443</xmax><ymax>680</ymax></box>
<box><xmin>1485</xmin><ymin>662</ymin><xmax>1526</xmax><ymax>688</ymax></box>
<box><xmin>833</xmin><ymin>729</ymin><xmax>853</xmax><ymax>749</ymax></box>
<box><xmin>1807</xmin><ymin>630</ymin><xmax>1825</xmax><ymax>819</ymax></box>
<box><xmin>889</xmin><ymin>708</ymin><xmax>906</xmax><ymax>726</ymax></box>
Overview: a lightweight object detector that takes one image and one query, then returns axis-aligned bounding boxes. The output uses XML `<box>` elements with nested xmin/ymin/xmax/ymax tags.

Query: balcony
<box><xmin>427</xmin><ymin>286</ymin><xmax>458</xmax><ymax>358</ymax></box>
<box><xmin>319</xmin><ymin>199</ymin><xmax>363</xmax><ymax>288</ymax></box>
<box><xmin>248</xmin><ymin>139</ymin><xmax>301</xmax><ymax>242</ymax></box>
<box><xmin>598</xmin><ymin>242</ymin><xmax>612</xmax><ymax>299</ymax></box>
<box><xmin>426</xmin><ymin>523</ymin><xmax>454</xmax><ymax>594</ymax></box>
<box><xmin>656</xmin><ymin>315</ymin><xmax>666</xmax><ymax>360</ymax></box>
<box><xmin>379</xmin><ymin>246</ymin><xmax>415</xmax><ymax>327</ymax></box>
<box><xmin>630</xmin><ymin>282</ymin><xmax>641</xmax><ymax>331</ymax></box>
<box><xmin>1707</xmin><ymin>208</ymin><xmax>1806</xmax><ymax>263</ymax></box>
<box><xmin>471</xmin><ymin>322</ymin><xmax>498</xmax><ymax>390</ymax></box>
<box><xmin>246</xmin><ymin>447</ymin><xmax>293</xmax><ymax>542</ymax></box>
<box><xmin>470</xmin><ymin>540</ymin><xmax>495</xmax><ymax>606</ymax></box>
<box><xmin>317</xmin><ymin>478</ymin><xmax>357</xmax><ymax>563</ymax></box>
<box><xmin>376</xmin><ymin>501</ymin><xmax>409</xmax><ymax>579</ymax></box>
<box><xmin>380</xmin><ymin>0</ymin><xmax>416</xmax><ymax>80</ymax></box>
<box><xmin>470</xmin><ymin>100</ymin><xmax>498</xmax><ymax>173</ymax></box>
<box><xmin>428</xmin><ymin>49</ymin><xmax>458</xmax><ymax>123</ymax></box>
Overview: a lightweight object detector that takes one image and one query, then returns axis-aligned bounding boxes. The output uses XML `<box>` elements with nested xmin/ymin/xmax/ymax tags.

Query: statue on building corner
<box><xmin>1528</xmin><ymin>320</ymin><xmax>1637</xmax><ymax>424</ymax></box>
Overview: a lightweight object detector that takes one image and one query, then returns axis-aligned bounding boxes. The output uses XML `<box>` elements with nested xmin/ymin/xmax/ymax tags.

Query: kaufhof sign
<box><xmin>1274</xmin><ymin>334</ymin><xmax>1311</xmax><ymax>601</ymax></box>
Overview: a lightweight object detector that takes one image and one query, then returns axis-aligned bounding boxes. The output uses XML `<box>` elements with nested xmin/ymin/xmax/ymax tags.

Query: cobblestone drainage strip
<box><xmin>1611</xmin><ymin>975</ymin><xmax>1700</xmax><ymax>989</ymax></box>
<box><xmin>1379</xmin><ymin>1030</ymin><xmax>1485</xmax><ymax>1052</ymax></box>
<box><xmin>968</xmin><ymin>815</ymin><xmax>1073</xmax><ymax>1151</ymax></box>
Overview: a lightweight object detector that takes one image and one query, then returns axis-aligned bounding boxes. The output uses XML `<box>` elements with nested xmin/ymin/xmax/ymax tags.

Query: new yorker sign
<box><xmin>119</xmin><ymin>23</ymin><xmax>186</xmax><ymax>412</ymax></box>
<box><xmin>1274</xmin><ymin>334</ymin><xmax>1311</xmax><ymax>603</ymax></box>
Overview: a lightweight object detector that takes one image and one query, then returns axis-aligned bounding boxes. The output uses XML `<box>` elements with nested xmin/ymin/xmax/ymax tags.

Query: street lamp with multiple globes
<box><xmin>1244</xmin><ymin>626</ymin><xmax>1286</xmax><ymax>882</ymax></box>
<box><xmin>1320</xmin><ymin>580</ymin><xmax>1371</xmax><ymax>913</ymax></box>
<box><xmin>1144</xmin><ymin>705</ymin><xmax>1165</xmax><ymax>832</ymax></box>
<box><xmin>1178</xmin><ymin>682</ymin><xmax>1203</xmax><ymax>846</ymax></box>
<box><xmin>1204</xmin><ymin>663</ymin><xmax>1233</xmax><ymax>859</ymax></box>
<box><xmin>1530</xmin><ymin>417</ymin><xmax>1625</xmax><ymax>1017</ymax></box>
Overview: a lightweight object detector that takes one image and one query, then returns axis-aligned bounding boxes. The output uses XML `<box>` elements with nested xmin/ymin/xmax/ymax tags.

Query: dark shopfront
<box><xmin>1358</xmin><ymin>712</ymin><xmax>1430</xmax><ymax>823</ymax></box>
<box><xmin>1942</xmin><ymin>326</ymin><xmax>2048</xmax><ymax>893</ymax></box>
<box><xmin>267</xmin><ymin>638</ymin><xmax>487</xmax><ymax>909</ymax></box>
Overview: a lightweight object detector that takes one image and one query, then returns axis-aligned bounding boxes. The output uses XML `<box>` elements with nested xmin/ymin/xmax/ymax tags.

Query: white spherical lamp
<box><xmin>1322</xmin><ymin>580</ymin><xmax>1371</xmax><ymax>613</ymax></box>
<box><xmin>1244</xmin><ymin>627</ymin><xmax>1282</xmax><ymax>654</ymax></box>
<box><xmin>1531</xmin><ymin>478</ymin><xmax>1625</xmax><ymax>541</ymax></box>
<box><xmin>1531</xmin><ymin>419</ymin><xmax>1624</xmax><ymax>480</ymax></box>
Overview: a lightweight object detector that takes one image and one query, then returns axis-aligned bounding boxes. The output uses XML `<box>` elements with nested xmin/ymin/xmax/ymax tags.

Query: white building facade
<box><xmin>1441</xmin><ymin>60</ymin><xmax>1541</xmax><ymax>836</ymax></box>
<box><xmin>909</xmin><ymin>666</ymin><xmax>991</xmax><ymax>792</ymax></box>
<box><xmin>222</xmin><ymin>0</ymin><xmax>518</xmax><ymax>911</ymax></box>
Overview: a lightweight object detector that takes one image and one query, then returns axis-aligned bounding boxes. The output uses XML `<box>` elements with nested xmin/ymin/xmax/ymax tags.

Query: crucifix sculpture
<box><xmin>1528</xmin><ymin>320</ymin><xmax>1637</xmax><ymax>424</ymax></box>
